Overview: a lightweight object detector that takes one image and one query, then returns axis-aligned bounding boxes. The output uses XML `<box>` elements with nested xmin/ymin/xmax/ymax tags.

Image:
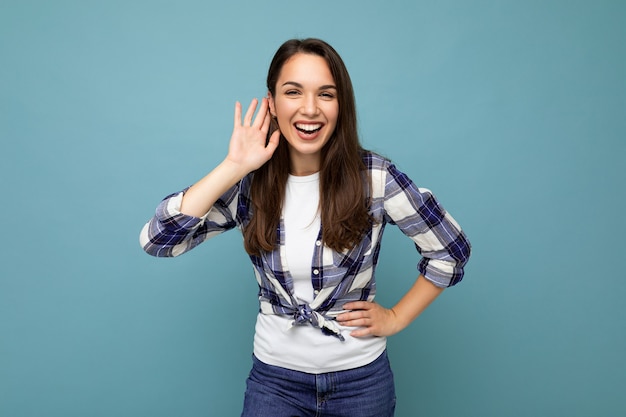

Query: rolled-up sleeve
<box><xmin>139</xmin><ymin>184</ymin><xmax>240</xmax><ymax>257</ymax></box>
<box><xmin>383</xmin><ymin>163</ymin><xmax>471</xmax><ymax>287</ymax></box>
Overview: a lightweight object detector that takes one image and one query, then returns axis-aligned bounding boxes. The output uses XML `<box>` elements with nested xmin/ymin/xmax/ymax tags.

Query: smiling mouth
<box><xmin>295</xmin><ymin>123</ymin><xmax>323</xmax><ymax>134</ymax></box>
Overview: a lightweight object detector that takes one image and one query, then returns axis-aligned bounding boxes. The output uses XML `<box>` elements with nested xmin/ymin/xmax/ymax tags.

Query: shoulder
<box><xmin>360</xmin><ymin>150</ymin><xmax>394</xmax><ymax>199</ymax></box>
<box><xmin>360</xmin><ymin>149</ymin><xmax>392</xmax><ymax>172</ymax></box>
<box><xmin>361</xmin><ymin>149</ymin><xmax>416</xmax><ymax>183</ymax></box>
<box><xmin>361</xmin><ymin>150</ymin><xmax>425</xmax><ymax>200</ymax></box>
<box><xmin>360</xmin><ymin>150</ymin><xmax>412</xmax><ymax>180</ymax></box>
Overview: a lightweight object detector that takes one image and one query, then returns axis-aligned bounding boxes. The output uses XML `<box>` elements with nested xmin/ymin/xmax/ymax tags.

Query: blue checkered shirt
<box><xmin>140</xmin><ymin>152</ymin><xmax>471</xmax><ymax>340</ymax></box>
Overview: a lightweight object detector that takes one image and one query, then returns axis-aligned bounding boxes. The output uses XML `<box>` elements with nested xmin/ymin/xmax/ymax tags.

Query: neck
<box><xmin>289</xmin><ymin>153</ymin><xmax>321</xmax><ymax>176</ymax></box>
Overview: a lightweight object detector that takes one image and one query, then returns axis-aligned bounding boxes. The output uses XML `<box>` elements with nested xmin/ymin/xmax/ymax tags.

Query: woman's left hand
<box><xmin>336</xmin><ymin>301</ymin><xmax>403</xmax><ymax>338</ymax></box>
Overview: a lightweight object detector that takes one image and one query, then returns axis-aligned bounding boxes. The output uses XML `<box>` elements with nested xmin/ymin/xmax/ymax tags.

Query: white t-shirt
<box><xmin>253</xmin><ymin>172</ymin><xmax>386</xmax><ymax>374</ymax></box>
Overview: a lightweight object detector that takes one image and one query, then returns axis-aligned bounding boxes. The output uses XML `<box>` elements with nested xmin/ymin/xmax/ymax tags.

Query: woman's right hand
<box><xmin>179</xmin><ymin>98</ymin><xmax>280</xmax><ymax>218</ymax></box>
<box><xmin>225</xmin><ymin>97</ymin><xmax>280</xmax><ymax>174</ymax></box>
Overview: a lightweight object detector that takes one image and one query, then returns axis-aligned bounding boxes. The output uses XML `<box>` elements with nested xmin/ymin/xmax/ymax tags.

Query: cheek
<box><xmin>276</xmin><ymin>116</ymin><xmax>292</xmax><ymax>135</ymax></box>
<box><xmin>324</xmin><ymin>101</ymin><xmax>339</xmax><ymax>118</ymax></box>
<box><xmin>273</xmin><ymin>99</ymin><xmax>287</xmax><ymax>118</ymax></box>
<box><xmin>274</xmin><ymin>102</ymin><xmax>296</xmax><ymax>127</ymax></box>
<box><xmin>327</xmin><ymin>107</ymin><xmax>339</xmax><ymax>126</ymax></box>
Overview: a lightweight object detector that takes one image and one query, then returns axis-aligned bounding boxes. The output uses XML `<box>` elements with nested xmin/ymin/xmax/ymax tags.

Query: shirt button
<box><xmin>314</xmin><ymin>290</ymin><xmax>320</xmax><ymax>295</ymax></box>
<box><xmin>315</xmin><ymin>240</ymin><xmax>321</xmax><ymax>246</ymax></box>
<box><xmin>313</xmin><ymin>269</ymin><xmax>319</xmax><ymax>275</ymax></box>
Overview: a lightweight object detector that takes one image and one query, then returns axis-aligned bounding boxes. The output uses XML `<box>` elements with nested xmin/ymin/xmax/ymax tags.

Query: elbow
<box><xmin>139</xmin><ymin>222</ymin><xmax>163</xmax><ymax>257</ymax></box>
<box><xmin>454</xmin><ymin>233</ymin><xmax>472</xmax><ymax>267</ymax></box>
<box><xmin>139</xmin><ymin>223</ymin><xmax>189</xmax><ymax>258</ymax></box>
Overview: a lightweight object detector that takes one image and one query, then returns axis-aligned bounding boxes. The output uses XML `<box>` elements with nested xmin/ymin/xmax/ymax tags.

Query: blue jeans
<box><xmin>241</xmin><ymin>351</ymin><xmax>396</xmax><ymax>417</ymax></box>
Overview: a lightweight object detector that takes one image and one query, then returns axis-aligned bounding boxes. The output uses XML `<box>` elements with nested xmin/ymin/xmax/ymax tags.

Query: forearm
<box><xmin>180</xmin><ymin>159</ymin><xmax>249</xmax><ymax>218</ymax></box>
<box><xmin>140</xmin><ymin>98</ymin><xmax>278</xmax><ymax>257</ymax></box>
<box><xmin>390</xmin><ymin>274</ymin><xmax>444</xmax><ymax>332</ymax></box>
<box><xmin>338</xmin><ymin>274</ymin><xmax>444</xmax><ymax>337</ymax></box>
<box><xmin>180</xmin><ymin>98</ymin><xmax>280</xmax><ymax>217</ymax></box>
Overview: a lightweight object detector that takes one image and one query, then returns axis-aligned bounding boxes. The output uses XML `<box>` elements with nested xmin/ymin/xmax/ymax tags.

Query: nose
<box><xmin>301</xmin><ymin>93</ymin><xmax>319</xmax><ymax>116</ymax></box>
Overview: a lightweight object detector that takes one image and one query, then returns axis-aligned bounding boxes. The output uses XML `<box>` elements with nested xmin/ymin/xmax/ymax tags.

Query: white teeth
<box><xmin>295</xmin><ymin>123</ymin><xmax>322</xmax><ymax>132</ymax></box>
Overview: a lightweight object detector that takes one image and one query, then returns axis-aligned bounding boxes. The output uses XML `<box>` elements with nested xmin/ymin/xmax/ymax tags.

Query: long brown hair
<box><xmin>243</xmin><ymin>38</ymin><xmax>371</xmax><ymax>256</ymax></box>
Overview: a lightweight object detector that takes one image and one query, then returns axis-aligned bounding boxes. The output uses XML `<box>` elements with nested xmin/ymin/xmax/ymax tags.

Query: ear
<box><xmin>267</xmin><ymin>92</ymin><xmax>276</xmax><ymax>117</ymax></box>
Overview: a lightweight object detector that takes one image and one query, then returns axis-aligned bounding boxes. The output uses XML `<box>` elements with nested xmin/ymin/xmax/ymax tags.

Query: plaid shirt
<box><xmin>140</xmin><ymin>152</ymin><xmax>471</xmax><ymax>340</ymax></box>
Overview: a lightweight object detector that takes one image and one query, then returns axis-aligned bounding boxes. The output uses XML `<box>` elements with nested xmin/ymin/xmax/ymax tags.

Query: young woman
<box><xmin>140</xmin><ymin>38</ymin><xmax>471</xmax><ymax>417</ymax></box>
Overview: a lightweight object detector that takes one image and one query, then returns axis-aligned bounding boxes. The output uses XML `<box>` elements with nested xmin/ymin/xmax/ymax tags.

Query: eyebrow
<box><xmin>281</xmin><ymin>81</ymin><xmax>337</xmax><ymax>90</ymax></box>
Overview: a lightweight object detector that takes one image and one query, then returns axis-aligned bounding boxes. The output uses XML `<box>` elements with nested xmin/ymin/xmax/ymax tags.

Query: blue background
<box><xmin>1</xmin><ymin>1</ymin><xmax>625</xmax><ymax>416</ymax></box>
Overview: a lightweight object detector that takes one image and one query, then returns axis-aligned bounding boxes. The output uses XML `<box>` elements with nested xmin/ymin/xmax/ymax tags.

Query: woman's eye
<box><xmin>320</xmin><ymin>92</ymin><xmax>335</xmax><ymax>99</ymax></box>
<box><xmin>285</xmin><ymin>90</ymin><xmax>300</xmax><ymax>96</ymax></box>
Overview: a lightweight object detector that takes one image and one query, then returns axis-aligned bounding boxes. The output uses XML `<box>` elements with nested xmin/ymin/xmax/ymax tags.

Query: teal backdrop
<box><xmin>1</xmin><ymin>1</ymin><xmax>625</xmax><ymax>416</ymax></box>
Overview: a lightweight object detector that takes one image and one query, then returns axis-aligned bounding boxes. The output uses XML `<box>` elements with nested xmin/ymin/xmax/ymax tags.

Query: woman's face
<box><xmin>269</xmin><ymin>53</ymin><xmax>339</xmax><ymax>176</ymax></box>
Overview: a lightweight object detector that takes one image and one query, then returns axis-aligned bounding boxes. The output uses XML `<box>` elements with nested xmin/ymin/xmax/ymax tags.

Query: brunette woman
<box><xmin>140</xmin><ymin>38</ymin><xmax>471</xmax><ymax>417</ymax></box>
